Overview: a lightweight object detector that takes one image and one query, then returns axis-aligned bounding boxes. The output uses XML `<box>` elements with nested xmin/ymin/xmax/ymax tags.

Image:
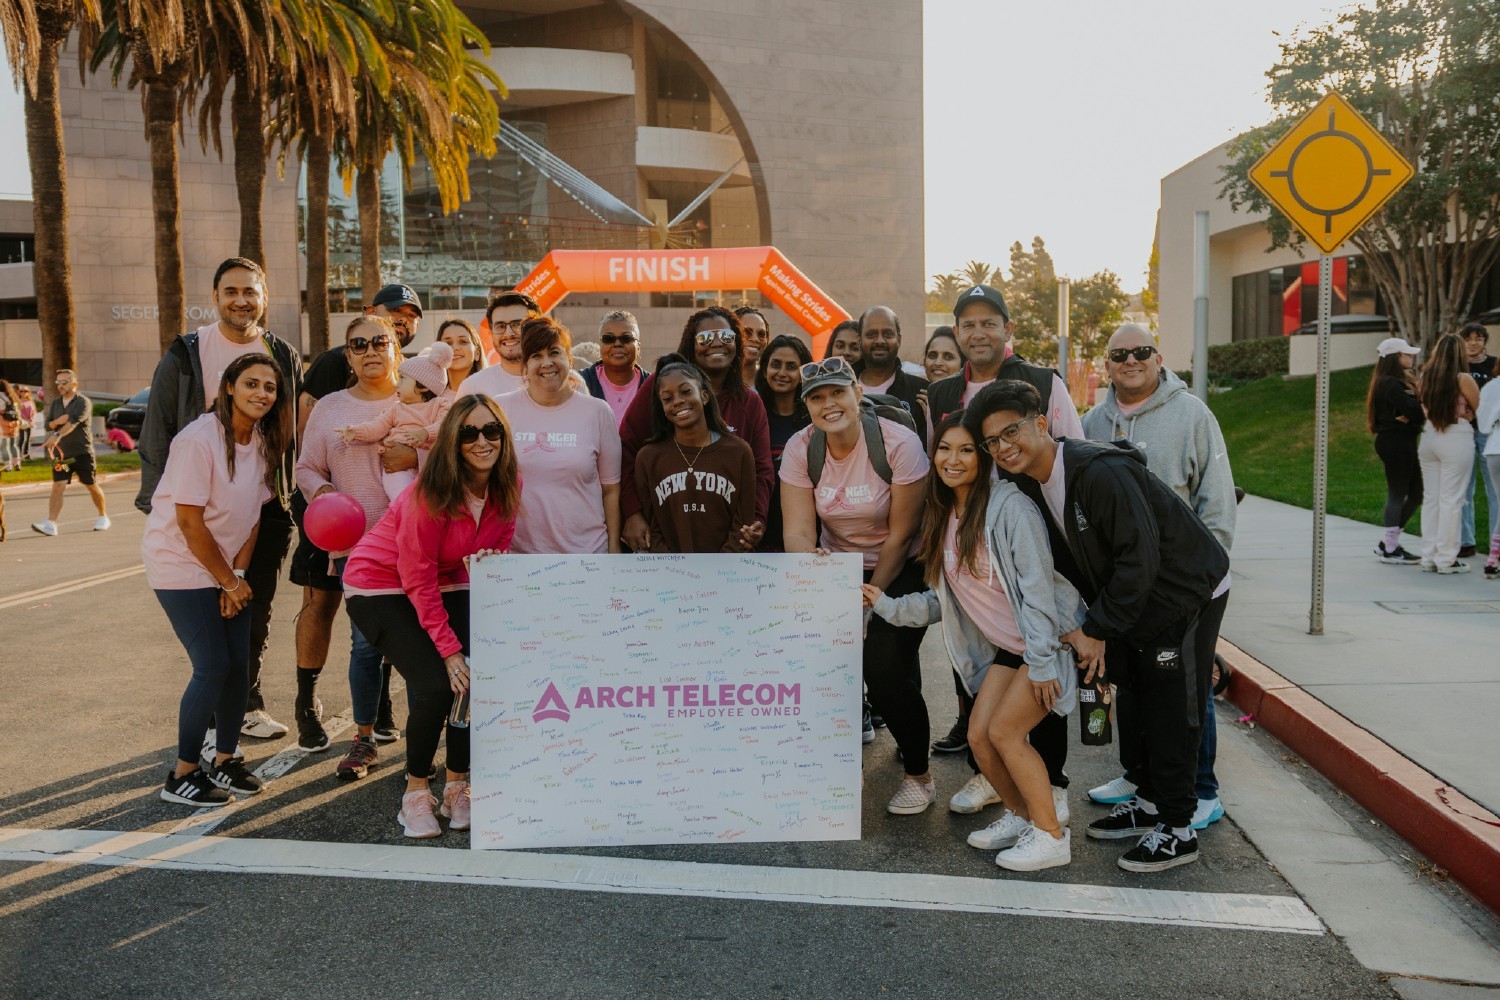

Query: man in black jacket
<box><xmin>968</xmin><ymin>379</ymin><xmax>1230</xmax><ymax>872</ymax></box>
<box><xmin>928</xmin><ymin>285</ymin><xmax>1083</xmax><ymax>440</ymax></box>
<box><xmin>854</xmin><ymin>306</ymin><xmax>927</xmax><ymax>424</ymax></box>
<box><xmin>137</xmin><ymin>257</ymin><xmax>303</xmax><ymax>745</ymax></box>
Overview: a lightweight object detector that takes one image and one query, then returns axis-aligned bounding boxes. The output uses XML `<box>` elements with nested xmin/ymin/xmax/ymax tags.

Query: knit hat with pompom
<box><xmin>399</xmin><ymin>341</ymin><xmax>454</xmax><ymax>396</ymax></box>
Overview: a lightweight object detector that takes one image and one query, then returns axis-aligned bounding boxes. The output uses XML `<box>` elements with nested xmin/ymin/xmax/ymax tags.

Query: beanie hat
<box><xmin>400</xmin><ymin>341</ymin><xmax>454</xmax><ymax>396</ymax></box>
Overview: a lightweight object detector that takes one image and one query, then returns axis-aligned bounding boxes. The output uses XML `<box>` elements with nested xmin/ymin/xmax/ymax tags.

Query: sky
<box><xmin>0</xmin><ymin>1</ymin><xmax>1362</xmax><ymax>292</ymax></box>
<box><xmin>922</xmin><ymin>0</ymin><xmax>1358</xmax><ymax>291</ymax></box>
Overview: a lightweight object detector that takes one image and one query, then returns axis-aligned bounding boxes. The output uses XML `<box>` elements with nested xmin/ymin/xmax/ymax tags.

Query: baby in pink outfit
<box><xmin>339</xmin><ymin>341</ymin><xmax>455</xmax><ymax>499</ymax></box>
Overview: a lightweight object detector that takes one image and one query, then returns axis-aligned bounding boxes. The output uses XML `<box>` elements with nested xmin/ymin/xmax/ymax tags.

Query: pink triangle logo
<box><xmin>532</xmin><ymin>681</ymin><xmax>571</xmax><ymax>723</ymax></box>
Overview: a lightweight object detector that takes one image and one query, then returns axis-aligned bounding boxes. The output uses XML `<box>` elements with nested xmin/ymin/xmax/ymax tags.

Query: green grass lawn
<box><xmin>1208</xmin><ymin>365</ymin><xmax>1489</xmax><ymax>533</ymax></box>
<box><xmin>0</xmin><ymin>450</ymin><xmax>140</xmax><ymax>487</ymax></box>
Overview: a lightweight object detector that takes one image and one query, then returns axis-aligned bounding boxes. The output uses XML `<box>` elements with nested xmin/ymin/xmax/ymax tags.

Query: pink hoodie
<box><xmin>343</xmin><ymin>481</ymin><xmax>519</xmax><ymax>657</ymax></box>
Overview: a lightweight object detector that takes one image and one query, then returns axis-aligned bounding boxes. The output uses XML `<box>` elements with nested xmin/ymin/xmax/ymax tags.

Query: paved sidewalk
<box><xmin>1224</xmin><ymin>496</ymin><xmax>1500</xmax><ymax>815</ymax></box>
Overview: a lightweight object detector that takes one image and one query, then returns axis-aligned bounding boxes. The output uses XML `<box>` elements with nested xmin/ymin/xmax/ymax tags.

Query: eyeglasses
<box><xmin>346</xmin><ymin>335</ymin><xmax>393</xmax><ymax>355</ymax></box>
<box><xmin>600</xmin><ymin>333</ymin><xmax>637</xmax><ymax>346</ymax></box>
<box><xmin>800</xmin><ymin>357</ymin><xmax>854</xmax><ymax>381</ymax></box>
<box><xmin>981</xmin><ymin>416</ymin><xmax>1034</xmax><ymax>452</ymax></box>
<box><xmin>458</xmin><ymin>420</ymin><xmax>506</xmax><ymax>445</ymax></box>
<box><xmin>694</xmin><ymin>329</ymin><xmax>736</xmax><ymax>347</ymax></box>
<box><xmin>1107</xmin><ymin>346</ymin><xmax>1157</xmax><ymax>364</ymax></box>
<box><xmin>493</xmin><ymin>319</ymin><xmax>527</xmax><ymax>334</ymax></box>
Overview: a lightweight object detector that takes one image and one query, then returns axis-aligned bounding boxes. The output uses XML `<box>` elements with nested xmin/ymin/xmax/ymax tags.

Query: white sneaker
<box><xmin>967</xmin><ymin>808</ymin><xmax>1030</xmax><ymax>850</ymax></box>
<box><xmin>241</xmin><ymin>709</ymin><xmax>289</xmax><ymax>738</ymax></box>
<box><xmin>1052</xmin><ymin>785</ymin><xmax>1070</xmax><ymax>826</ymax></box>
<box><xmin>30</xmin><ymin>520</ymin><xmax>57</xmax><ymax>536</ymax></box>
<box><xmin>1087</xmin><ymin>775</ymin><xmax>1137</xmax><ymax>804</ymax></box>
<box><xmin>996</xmin><ymin>825</ymin><xmax>1071</xmax><ymax>872</ymax></box>
<box><xmin>200</xmin><ymin>729</ymin><xmax>245</xmax><ymax>766</ymax></box>
<box><xmin>1191</xmin><ymin>796</ymin><xmax>1225</xmax><ymax>829</ymax></box>
<box><xmin>93</xmin><ymin>515</ymin><xmax>111</xmax><ymax>531</ymax></box>
<box><xmin>949</xmin><ymin>772</ymin><xmax>1001</xmax><ymax>814</ymax></box>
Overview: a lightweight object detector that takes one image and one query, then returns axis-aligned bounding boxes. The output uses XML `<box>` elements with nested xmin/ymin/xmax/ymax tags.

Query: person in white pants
<box><xmin>1418</xmin><ymin>334</ymin><xmax>1480</xmax><ymax>574</ymax></box>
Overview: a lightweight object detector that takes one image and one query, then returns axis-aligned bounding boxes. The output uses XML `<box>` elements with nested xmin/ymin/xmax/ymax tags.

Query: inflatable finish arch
<box><xmin>508</xmin><ymin>248</ymin><xmax>850</xmax><ymax>358</ymax></box>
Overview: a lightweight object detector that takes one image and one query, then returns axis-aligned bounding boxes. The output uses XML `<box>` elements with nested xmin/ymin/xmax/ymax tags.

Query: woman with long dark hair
<box><xmin>1418</xmin><ymin>333</ymin><xmax>1481</xmax><ymax>573</ymax></box>
<box><xmin>862</xmin><ymin>411</ymin><xmax>1085</xmax><ymax>870</ymax></box>
<box><xmin>618</xmin><ymin>306</ymin><xmax>772</xmax><ymax>551</ymax></box>
<box><xmin>754</xmin><ymin>334</ymin><xmax>814</xmax><ymax>551</ymax></box>
<box><xmin>735</xmin><ymin>306</ymin><xmax>771</xmax><ymax>386</ymax></box>
<box><xmin>1366</xmin><ymin>338</ymin><xmax>1425</xmax><ymax>563</ymax></box>
<box><xmin>146</xmin><ymin>354</ymin><xmax>292</xmax><ymax>806</ymax></box>
<box><xmin>634</xmin><ymin>356</ymin><xmax>757</xmax><ymax>553</ymax></box>
<box><xmin>438</xmin><ymin>317</ymin><xmax>486</xmax><ymax>387</ymax></box>
<box><xmin>345</xmin><ymin>395</ymin><xmax>522</xmax><ymax>837</ymax></box>
<box><xmin>823</xmin><ymin>319</ymin><xmax>862</xmax><ymax>366</ymax></box>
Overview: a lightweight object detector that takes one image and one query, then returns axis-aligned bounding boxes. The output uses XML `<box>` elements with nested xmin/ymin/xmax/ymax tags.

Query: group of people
<box><xmin>131</xmin><ymin>255</ymin><xmax>1238</xmax><ymax>875</ymax></box>
<box><xmin>1367</xmin><ymin>324</ymin><xmax>1500</xmax><ymax>578</ymax></box>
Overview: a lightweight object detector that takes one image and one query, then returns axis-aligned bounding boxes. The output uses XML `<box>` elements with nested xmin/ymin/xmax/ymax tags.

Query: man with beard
<box><xmin>854</xmin><ymin>306</ymin><xmax>927</xmax><ymax>426</ymax></box>
<box><xmin>459</xmin><ymin>292</ymin><xmax>540</xmax><ymax>399</ymax></box>
<box><xmin>137</xmin><ymin>257</ymin><xmax>303</xmax><ymax>744</ymax></box>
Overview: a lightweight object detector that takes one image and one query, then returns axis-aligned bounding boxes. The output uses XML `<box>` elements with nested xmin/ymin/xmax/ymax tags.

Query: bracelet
<box><xmin>221</xmin><ymin>577</ymin><xmax>243</xmax><ymax>593</ymax></box>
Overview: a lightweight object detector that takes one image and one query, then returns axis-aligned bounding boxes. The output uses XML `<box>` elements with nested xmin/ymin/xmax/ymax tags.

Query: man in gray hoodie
<box><xmin>1080</xmin><ymin>322</ymin><xmax>1236</xmax><ymax>830</ymax></box>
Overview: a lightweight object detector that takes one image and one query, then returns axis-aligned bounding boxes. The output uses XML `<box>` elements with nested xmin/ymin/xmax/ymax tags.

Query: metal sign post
<box><xmin>1309</xmin><ymin>253</ymin><xmax>1332</xmax><ymax>634</ymax></box>
<box><xmin>1056</xmin><ymin>278</ymin><xmax>1070</xmax><ymax>386</ymax></box>
<box><xmin>1247</xmin><ymin>91</ymin><xmax>1415</xmax><ymax>637</ymax></box>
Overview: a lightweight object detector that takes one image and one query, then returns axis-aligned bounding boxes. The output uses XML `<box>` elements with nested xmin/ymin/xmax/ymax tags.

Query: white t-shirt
<box><xmin>196</xmin><ymin>324</ymin><xmax>268</xmax><ymax>411</ymax></box>
<box><xmin>458</xmin><ymin>365</ymin><xmax>526</xmax><ymax>400</ymax></box>
<box><xmin>779</xmin><ymin>417</ymin><xmax>929</xmax><ymax>569</ymax></box>
<box><xmin>1038</xmin><ymin>444</ymin><xmax>1068</xmax><ymax>531</ymax></box>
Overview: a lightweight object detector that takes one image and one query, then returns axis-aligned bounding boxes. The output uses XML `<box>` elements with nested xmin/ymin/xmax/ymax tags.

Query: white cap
<box><xmin>1377</xmin><ymin>337</ymin><xmax>1420</xmax><ymax>358</ymax></box>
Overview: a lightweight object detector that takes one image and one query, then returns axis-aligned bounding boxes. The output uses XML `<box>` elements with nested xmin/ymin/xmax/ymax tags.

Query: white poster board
<box><xmin>469</xmin><ymin>552</ymin><xmax>864</xmax><ymax>850</ymax></box>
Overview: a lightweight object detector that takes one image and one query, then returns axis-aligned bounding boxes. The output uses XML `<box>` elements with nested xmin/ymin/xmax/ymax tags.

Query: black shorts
<box><xmin>288</xmin><ymin>490</ymin><xmax>341</xmax><ymax>592</ymax></box>
<box><xmin>51</xmin><ymin>452</ymin><xmax>96</xmax><ymax>485</ymax></box>
<box><xmin>991</xmin><ymin>647</ymin><xmax>1025</xmax><ymax>670</ymax></box>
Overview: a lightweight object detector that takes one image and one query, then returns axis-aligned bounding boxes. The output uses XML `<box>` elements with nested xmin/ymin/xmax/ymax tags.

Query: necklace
<box><xmin>674</xmin><ymin>435</ymin><xmax>710</xmax><ymax>475</ymax></box>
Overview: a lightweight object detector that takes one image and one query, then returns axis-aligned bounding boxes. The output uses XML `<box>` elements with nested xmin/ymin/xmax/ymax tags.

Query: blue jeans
<box><xmin>333</xmin><ymin>557</ymin><xmax>384</xmax><ymax>726</ymax></box>
<box><xmin>156</xmin><ymin>588</ymin><xmax>252</xmax><ymax>765</ymax></box>
<box><xmin>1460</xmin><ymin>430</ymin><xmax>1496</xmax><ymax>547</ymax></box>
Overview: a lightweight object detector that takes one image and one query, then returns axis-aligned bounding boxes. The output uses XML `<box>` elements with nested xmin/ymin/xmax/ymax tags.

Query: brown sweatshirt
<box><xmin>634</xmin><ymin>433</ymin><xmax>756</xmax><ymax>553</ymax></box>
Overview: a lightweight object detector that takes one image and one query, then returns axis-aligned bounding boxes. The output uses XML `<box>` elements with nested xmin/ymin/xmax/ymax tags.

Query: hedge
<box><xmin>1206</xmin><ymin>337</ymin><xmax>1289</xmax><ymax>383</ymax></box>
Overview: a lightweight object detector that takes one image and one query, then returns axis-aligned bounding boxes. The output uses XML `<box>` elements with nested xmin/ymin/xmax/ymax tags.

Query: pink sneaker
<box><xmin>440</xmin><ymin>779</ymin><xmax>471</xmax><ymax>831</ymax></box>
<box><xmin>397</xmin><ymin>789</ymin><xmax>441</xmax><ymax>839</ymax></box>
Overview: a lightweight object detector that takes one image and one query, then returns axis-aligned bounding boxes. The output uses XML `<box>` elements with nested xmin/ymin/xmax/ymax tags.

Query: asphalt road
<box><xmin>0</xmin><ymin>479</ymin><xmax>1476</xmax><ymax>998</ymax></box>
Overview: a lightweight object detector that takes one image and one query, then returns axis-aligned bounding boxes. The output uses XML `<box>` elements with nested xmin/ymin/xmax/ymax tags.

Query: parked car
<box><xmin>1292</xmin><ymin>313</ymin><xmax>1394</xmax><ymax>336</ymax></box>
<box><xmin>105</xmin><ymin>387</ymin><xmax>149</xmax><ymax>438</ymax></box>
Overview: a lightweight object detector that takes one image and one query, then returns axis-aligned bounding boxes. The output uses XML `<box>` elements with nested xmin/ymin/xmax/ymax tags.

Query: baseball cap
<box><xmin>371</xmin><ymin>283</ymin><xmax>423</xmax><ymax>317</ymax></box>
<box><xmin>954</xmin><ymin>284</ymin><xmax>1010</xmax><ymax>322</ymax></box>
<box><xmin>1376</xmin><ymin>337</ymin><xmax>1420</xmax><ymax>358</ymax></box>
<box><xmin>799</xmin><ymin>357</ymin><xmax>856</xmax><ymax>398</ymax></box>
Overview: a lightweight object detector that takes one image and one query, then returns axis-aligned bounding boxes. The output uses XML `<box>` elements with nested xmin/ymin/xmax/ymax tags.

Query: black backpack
<box><xmin>807</xmin><ymin>393</ymin><xmax>918</xmax><ymax>486</ymax></box>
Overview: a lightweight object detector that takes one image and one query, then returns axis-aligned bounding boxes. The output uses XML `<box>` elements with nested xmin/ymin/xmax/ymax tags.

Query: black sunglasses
<box><xmin>457</xmin><ymin>420</ymin><xmax>506</xmax><ymax>445</ymax></box>
<box><xmin>347</xmin><ymin>335</ymin><xmax>393</xmax><ymax>355</ymax></box>
<box><xmin>600</xmin><ymin>333</ymin><xmax>637</xmax><ymax>346</ymax></box>
<box><xmin>1107</xmin><ymin>346</ymin><xmax>1157</xmax><ymax>364</ymax></box>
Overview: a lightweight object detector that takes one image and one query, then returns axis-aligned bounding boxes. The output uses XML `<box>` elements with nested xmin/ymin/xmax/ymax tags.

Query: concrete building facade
<box><xmin>0</xmin><ymin>0</ymin><xmax>924</xmax><ymax>393</ymax></box>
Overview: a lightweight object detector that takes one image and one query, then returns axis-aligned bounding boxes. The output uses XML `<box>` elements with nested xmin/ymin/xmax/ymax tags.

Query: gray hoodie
<box><xmin>871</xmin><ymin>480</ymin><xmax>1087</xmax><ymax>715</ymax></box>
<box><xmin>1080</xmin><ymin>369</ymin><xmax>1237</xmax><ymax>551</ymax></box>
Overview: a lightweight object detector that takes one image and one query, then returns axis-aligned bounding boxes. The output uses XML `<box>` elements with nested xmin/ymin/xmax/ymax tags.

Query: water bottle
<box><xmin>448</xmin><ymin>689</ymin><xmax>470</xmax><ymax>729</ymax></box>
<box><xmin>1077</xmin><ymin>670</ymin><xmax>1113</xmax><ymax>746</ymax></box>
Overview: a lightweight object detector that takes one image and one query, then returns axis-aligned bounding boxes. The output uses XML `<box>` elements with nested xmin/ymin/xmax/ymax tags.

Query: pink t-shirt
<box><xmin>598</xmin><ymin>374</ymin><xmax>642</xmax><ymax>425</ymax></box>
<box><xmin>497</xmin><ymin>388</ymin><xmax>621</xmax><ymax>554</ymax></box>
<box><xmin>943</xmin><ymin>513</ymin><xmax>1024</xmax><ymax>654</ymax></box>
<box><xmin>196</xmin><ymin>324</ymin><xmax>269</xmax><ymax>410</ymax></box>
<box><xmin>962</xmin><ymin>373</ymin><xmax>1083</xmax><ymax>440</ymax></box>
<box><xmin>863</xmin><ymin>372</ymin><xmax>897</xmax><ymax>395</ymax></box>
<box><xmin>295</xmin><ymin>389</ymin><xmax>399</xmax><ymax>554</ymax></box>
<box><xmin>458</xmin><ymin>365</ymin><xmax>525</xmax><ymax>400</ymax></box>
<box><xmin>779</xmin><ymin>416</ymin><xmax>929</xmax><ymax>568</ymax></box>
<box><xmin>141</xmin><ymin>413</ymin><xmax>272</xmax><ymax>589</ymax></box>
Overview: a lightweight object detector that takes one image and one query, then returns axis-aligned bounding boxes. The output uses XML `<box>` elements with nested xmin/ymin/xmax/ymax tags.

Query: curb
<box><xmin>1220</xmin><ymin>639</ymin><xmax>1500</xmax><ymax>916</ymax></box>
<box><xmin>0</xmin><ymin>469</ymin><xmax>141</xmax><ymax>496</ymax></box>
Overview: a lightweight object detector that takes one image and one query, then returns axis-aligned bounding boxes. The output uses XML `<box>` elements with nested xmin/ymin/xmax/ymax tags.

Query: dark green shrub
<box><xmin>1207</xmin><ymin>338</ymin><xmax>1289</xmax><ymax>383</ymax></box>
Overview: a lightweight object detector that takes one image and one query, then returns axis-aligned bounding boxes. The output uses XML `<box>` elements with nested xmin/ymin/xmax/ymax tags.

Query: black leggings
<box><xmin>346</xmin><ymin>591</ymin><xmax>470</xmax><ymax>778</ymax></box>
<box><xmin>864</xmin><ymin>559</ymin><xmax>930</xmax><ymax>776</ymax></box>
<box><xmin>966</xmin><ymin>646</ymin><xmax>1069</xmax><ymax>788</ymax></box>
<box><xmin>1374</xmin><ymin>430</ymin><xmax>1423</xmax><ymax>529</ymax></box>
<box><xmin>244</xmin><ymin>501</ymin><xmax>294</xmax><ymax>713</ymax></box>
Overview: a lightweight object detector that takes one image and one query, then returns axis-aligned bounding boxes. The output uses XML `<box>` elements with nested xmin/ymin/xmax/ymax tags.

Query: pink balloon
<box><xmin>305</xmin><ymin>492</ymin><xmax>367</xmax><ymax>552</ymax></box>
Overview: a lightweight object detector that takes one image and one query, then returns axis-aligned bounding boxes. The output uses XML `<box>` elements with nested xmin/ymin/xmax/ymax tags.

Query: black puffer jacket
<box><xmin>1016</xmin><ymin>438</ymin><xmax>1229</xmax><ymax>644</ymax></box>
<box><xmin>926</xmin><ymin>353</ymin><xmax>1056</xmax><ymax>425</ymax></box>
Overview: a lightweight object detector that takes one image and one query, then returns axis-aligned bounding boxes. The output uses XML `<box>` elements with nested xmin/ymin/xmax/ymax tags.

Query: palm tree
<box><xmin>959</xmin><ymin>260</ymin><xmax>995</xmax><ymax>289</ymax></box>
<box><xmin>929</xmin><ymin>272</ymin><xmax>964</xmax><ymax>308</ymax></box>
<box><xmin>346</xmin><ymin>0</ymin><xmax>502</xmax><ymax>299</ymax></box>
<box><xmin>2</xmin><ymin>0</ymin><xmax>100</xmax><ymax>380</ymax></box>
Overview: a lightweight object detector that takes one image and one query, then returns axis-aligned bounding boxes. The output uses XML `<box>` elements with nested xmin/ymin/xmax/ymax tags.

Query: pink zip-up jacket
<box><xmin>343</xmin><ymin>481</ymin><xmax>519</xmax><ymax>657</ymax></box>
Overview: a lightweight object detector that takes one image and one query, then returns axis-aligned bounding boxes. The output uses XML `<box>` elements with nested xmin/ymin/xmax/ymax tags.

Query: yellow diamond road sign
<box><xmin>1248</xmin><ymin>90</ymin><xmax>1414</xmax><ymax>255</ymax></box>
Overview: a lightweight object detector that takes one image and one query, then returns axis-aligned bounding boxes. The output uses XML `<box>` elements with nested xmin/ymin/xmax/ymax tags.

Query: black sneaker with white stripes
<box><xmin>1118</xmin><ymin>824</ymin><xmax>1200</xmax><ymax>872</ymax></box>
<box><xmin>206</xmin><ymin>756</ymin><xmax>264</xmax><ymax>796</ymax></box>
<box><xmin>161</xmin><ymin>769</ymin><xmax>233</xmax><ymax>807</ymax></box>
